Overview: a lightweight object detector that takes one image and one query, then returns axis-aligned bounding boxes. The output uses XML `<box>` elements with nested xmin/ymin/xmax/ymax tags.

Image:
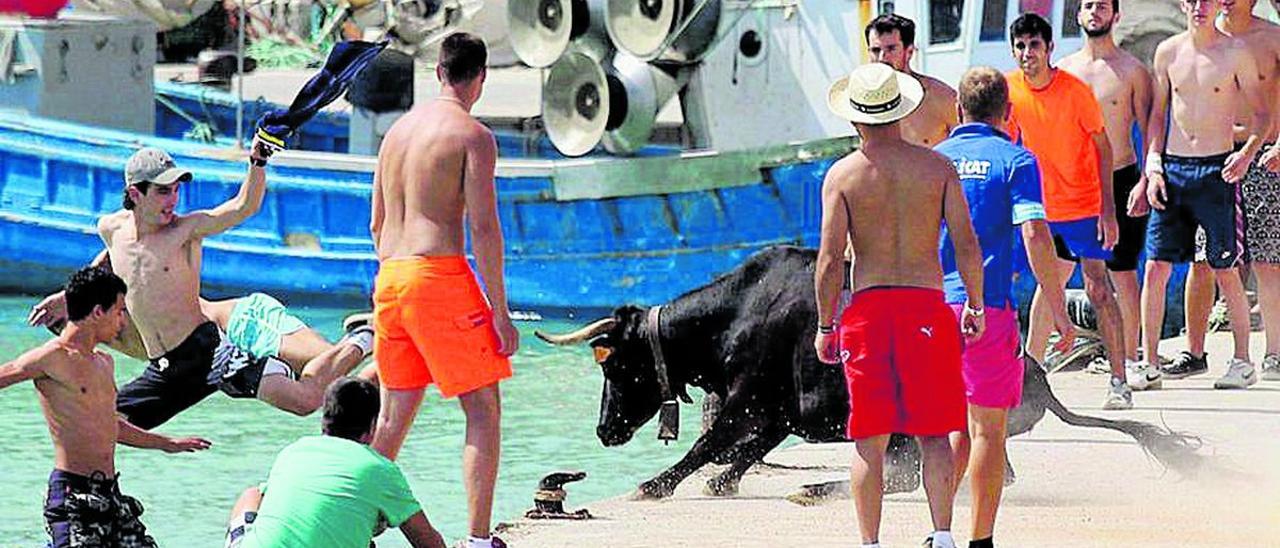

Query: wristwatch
<box><xmin>964</xmin><ymin>301</ymin><xmax>985</xmax><ymax>317</ymax></box>
<box><xmin>250</xmin><ymin>156</ymin><xmax>268</xmax><ymax>167</ymax></box>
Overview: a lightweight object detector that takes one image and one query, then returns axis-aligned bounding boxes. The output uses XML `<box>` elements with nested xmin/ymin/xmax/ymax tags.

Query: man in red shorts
<box><xmin>369</xmin><ymin>33</ymin><xmax>518</xmax><ymax>548</ymax></box>
<box><xmin>816</xmin><ymin>62</ymin><xmax>985</xmax><ymax>548</ymax></box>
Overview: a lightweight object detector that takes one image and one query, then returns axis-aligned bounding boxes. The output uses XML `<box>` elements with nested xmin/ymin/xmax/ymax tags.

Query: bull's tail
<box><xmin>1043</xmin><ymin>385</ymin><xmax>1205</xmax><ymax>476</ymax></box>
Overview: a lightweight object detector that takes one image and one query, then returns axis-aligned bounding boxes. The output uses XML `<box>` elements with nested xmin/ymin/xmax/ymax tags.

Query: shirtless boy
<box><xmin>0</xmin><ymin>266</ymin><xmax>209</xmax><ymax>547</ymax></box>
<box><xmin>369</xmin><ymin>32</ymin><xmax>517</xmax><ymax>548</ymax></box>
<box><xmin>98</xmin><ymin>141</ymin><xmax>372</xmax><ymax>429</ymax></box>
<box><xmin>864</xmin><ymin>14</ymin><xmax>959</xmax><ymax>147</ymax></box>
<box><xmin>1135</xmin><ymin>0</ymin><xmax>1269</xmax><ymax>389</ymax></box>
<box><xmin>817</xmin><ymin>62</ymin><xmax>984</xmax><ymax>548</ymax></box>
<box><xmin>1213</xmin><ymin>0</ymin><xmax>1280</xmax><ymax>381</ymax></box>
<box><xmin>1059</xmin><ymin>0</ymin><xmax>1154</xmax><ymax>367</ymax></box>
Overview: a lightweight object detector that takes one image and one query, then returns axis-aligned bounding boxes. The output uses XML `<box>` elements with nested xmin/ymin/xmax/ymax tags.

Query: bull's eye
<box><xmin>593</xmin><ymin>345</ymin><xmax>614</xmax><ymax>364</ymax></box>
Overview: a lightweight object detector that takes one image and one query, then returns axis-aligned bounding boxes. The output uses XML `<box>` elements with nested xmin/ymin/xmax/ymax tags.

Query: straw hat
<box><xmin>826</xmin><ymin>63</ymin><xmax>923</xmax><ymax>125</ymax></box>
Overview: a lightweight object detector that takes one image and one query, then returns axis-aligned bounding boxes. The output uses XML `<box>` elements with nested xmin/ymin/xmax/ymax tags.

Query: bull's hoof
<box><xmin>785</xmin><ymin>480</ymin><xmax>850</xmax><ymax>506</ymax></box>
<box><xmin>702</xmin><ymin>475</ymin><xmax>740</xmax><ymax>497</ymax></box>
<box><xmin>631</xmin><ymin>478</ymin><xmax>676</xmax><ymax>500</ymax></box>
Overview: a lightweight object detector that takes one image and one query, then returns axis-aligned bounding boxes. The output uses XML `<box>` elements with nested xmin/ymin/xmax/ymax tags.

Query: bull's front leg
<box><xmin>704</xmin><ymin>426</ymin><xmax>788</xmax><ymax>496</ymax></box>
<box><xmin>633</xmin><ymin>398</ymin><xmax>765</xmax><ymax>500</ymax></box>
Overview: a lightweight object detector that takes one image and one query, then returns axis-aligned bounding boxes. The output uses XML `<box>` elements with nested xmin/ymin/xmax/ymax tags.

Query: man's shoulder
<box><xmin>98</xmin><ymin>210</ymin><xmax>127</xmax><ymax>232</ymax></box>
<box><xmin>1054</xmin><ymin>69</ymin><xmax>1093</xmax><ymax>93</ymax></box>
<box><xmin>918</xmin><ymin>73</ymin><xmax>957</xmax><ymax>99</ymax></box>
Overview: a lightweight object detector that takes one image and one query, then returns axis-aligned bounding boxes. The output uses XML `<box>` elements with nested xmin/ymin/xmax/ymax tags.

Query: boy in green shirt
<box><xmin>225</xmin><ymin>378</ymin><xmax>444</xmax><ymax>547</ymax></box>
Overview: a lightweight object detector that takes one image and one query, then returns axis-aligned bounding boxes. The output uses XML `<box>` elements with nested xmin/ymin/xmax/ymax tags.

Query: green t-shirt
<box><xmin>241</xmin><ymin>436</ymin><xmax>421</xmax><ymax>548</ymax></box>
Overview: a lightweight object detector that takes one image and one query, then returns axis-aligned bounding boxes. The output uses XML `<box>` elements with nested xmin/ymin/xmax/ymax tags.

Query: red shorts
<box><xmin>839</xmin><ymin>287</ymin><xmax>967</xmax><ymax>439</ymax></box>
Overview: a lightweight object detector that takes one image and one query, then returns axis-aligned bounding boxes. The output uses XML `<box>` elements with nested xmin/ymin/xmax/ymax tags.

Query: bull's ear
<box><xmin>592</xmin><ymin>345</ymin><xmax>614</xmax><ymax>364</ymax></box>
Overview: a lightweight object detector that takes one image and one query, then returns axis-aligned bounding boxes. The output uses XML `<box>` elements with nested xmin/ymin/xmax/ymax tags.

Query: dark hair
<box><xmin>958</xmin><ymin>67</ymin><xmax>1010</xmax><ymax>124</ymax></box>
<box><xmin>1010</xmin><ymin>12</ymin><xmax>1054</xmax><ymax>45</ymax></box>
<box><xmin>438</xmin><ymin>32</ymin><xmax>487</xmax><ymax>84</ymax></box>
<box><xmin>65</xmin><ymin>266</ymin><xmax>127</xmax><ymax>322</ymax></box>
<box><xmin>122</xmin><ymin>182</ymin><xmax>152</xmax><ymax>210</ymax></box>
<box><xmin>864</xmin><ymin>14</ymin><xmax>916</xmax><ymax>47</ymax></box>
<box><xmin>322</xmin><ymin>378</ymin><xmax>380</xmax><ymax>441</ymax></box>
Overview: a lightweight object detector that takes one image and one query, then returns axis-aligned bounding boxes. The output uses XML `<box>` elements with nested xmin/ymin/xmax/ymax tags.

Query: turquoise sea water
<box><xmin>0</xmin><ymin>296</ymin><xmax>703</xmax><ymax>547</ymax></box>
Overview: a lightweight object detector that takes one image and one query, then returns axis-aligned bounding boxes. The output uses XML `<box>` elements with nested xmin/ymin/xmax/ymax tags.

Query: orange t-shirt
<box><xmin>1006</xmin><ymin>69</ymin><xmax>1106</xmax><ymax>222</ymax></box>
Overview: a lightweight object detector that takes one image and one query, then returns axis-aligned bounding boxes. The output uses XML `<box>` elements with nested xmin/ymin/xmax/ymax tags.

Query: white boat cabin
<box><xmin>874</xmin><ymin>0</ymin><xmax>1087</xmax><ymax>87</ymax></box>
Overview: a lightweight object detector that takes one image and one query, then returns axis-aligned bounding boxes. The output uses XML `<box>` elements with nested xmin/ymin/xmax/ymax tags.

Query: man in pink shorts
<box><xmin>935</xmin><ymin>67</ymin><xmax>1076</xmax><ymax>548</ymax></box>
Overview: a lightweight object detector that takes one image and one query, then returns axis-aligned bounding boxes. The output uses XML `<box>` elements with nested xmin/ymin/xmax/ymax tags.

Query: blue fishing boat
<box><xmin>0</xmin><ymin>88</ymin><xmax>848</xmax><ymax>313</ymax></box>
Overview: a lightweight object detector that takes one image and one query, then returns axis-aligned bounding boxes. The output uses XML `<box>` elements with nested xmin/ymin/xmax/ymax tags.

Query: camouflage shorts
<box><xmin>44</xmin><ymin>470</ymin><xmax>156</xmax><ymax>548</ymax></box>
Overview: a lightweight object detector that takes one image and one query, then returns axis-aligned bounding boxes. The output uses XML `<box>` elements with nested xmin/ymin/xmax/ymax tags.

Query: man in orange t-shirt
<box><xmin>1006</xmin><ymin>13</ymin><xmax>1133</xmax><ymax>410</ymax></box>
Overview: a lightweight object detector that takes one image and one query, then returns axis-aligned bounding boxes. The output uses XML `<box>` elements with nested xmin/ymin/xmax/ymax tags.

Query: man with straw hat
<box><xmin>815</xmin><ymin>62</ymin><xmax>985</xmax><ymax>548</ymax></box>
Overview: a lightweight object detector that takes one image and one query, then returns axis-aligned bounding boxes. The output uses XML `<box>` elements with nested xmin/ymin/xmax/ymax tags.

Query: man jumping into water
<box><xmin>816</xmin><ymin>62</ymin><xmax>985</xmax><ymax>548</ymax></box>
<box><xmin>1135</xmin><ymin>0</ymin><xmax>1268</xmax><ymax>389</ymax></box>
<box><xmin>0</xmin><ymin>266</ymin><xmax>209</xmax><ymax>548</ymax></box>
<box><xmin>92</xmin><ymin>140</ymin><xmax>372</xmax><ymax>429</ymax></box>
<box><xmin>370</xmin><ymin>32</ymin><xmax>517</xmax><ymax>548</ymax></box>
<box><xmin>30</xmin><ymin>291</ymin><xmax>380</xmax><ymax>393</ymax></box>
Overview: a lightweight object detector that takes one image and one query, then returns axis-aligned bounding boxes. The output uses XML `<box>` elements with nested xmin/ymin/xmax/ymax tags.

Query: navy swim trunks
<box><xmin>1145</xmin><ymin>152</ymin><xmax>1241</xmax><ymax>269</ymax></box>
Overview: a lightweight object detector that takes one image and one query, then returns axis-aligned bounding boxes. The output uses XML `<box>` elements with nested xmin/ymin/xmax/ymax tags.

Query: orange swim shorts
<box><xmin>373</xmin><ymin>256</ymin><xmax>512</xmax><ymax>395</ymax></box>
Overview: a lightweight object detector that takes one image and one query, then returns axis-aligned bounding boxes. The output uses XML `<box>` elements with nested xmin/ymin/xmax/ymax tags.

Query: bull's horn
<box><xmin>535</xmin><ymin>318</ymin><xmax>618</xmax><ymax>345</ymax></box>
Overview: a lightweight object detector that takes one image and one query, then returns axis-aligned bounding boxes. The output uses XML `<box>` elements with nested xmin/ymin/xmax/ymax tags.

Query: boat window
<box><xmin>1062</xmin><ymin>0</ymin><xmax>1083</xmax><ymax>37</ymax></box>
<box><xmin>930</xmin><ymin>0</ymin><xmax>964</xmax><ymax>44</ymax></box>
<box><xmin>980</xmin><ymin>0</ymin><xmax>1009</xmax><ymax>41</ymax></box>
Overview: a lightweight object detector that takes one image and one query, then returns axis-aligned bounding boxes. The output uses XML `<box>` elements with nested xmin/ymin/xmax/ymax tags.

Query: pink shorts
<box><xmin>950</xmin><ymin>305</ymin><xmax>1023</xmax><ymax>409</ymax></box>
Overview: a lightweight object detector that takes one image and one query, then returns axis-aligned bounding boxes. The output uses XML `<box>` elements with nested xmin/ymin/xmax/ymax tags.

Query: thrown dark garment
<box><xmin>255</xmin><ymin>40</ymin><xmax>389</xmax><ymax>150</ymax></box>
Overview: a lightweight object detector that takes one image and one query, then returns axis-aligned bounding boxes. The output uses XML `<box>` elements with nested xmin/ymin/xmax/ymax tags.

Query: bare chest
<box><xmin>1169</xmin><ymin>54</ymin><xmax>1238</xmax><ymax>102</ymax></box>
<box><xmin>1068</xmin><ymin>63</ymin><xmax>1131</xmax><ymax>113</ymax></box>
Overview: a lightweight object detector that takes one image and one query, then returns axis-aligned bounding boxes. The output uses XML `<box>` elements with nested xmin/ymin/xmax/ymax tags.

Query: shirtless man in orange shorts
<box><xmin>369</xmin><ymin>32</ymin><xmax>518</xmax><ymax>548</ymax></box>
<box><xmin>816</xmin><ymin>62</ymin><xmax>985</xmax><ymax>548</ymax></box>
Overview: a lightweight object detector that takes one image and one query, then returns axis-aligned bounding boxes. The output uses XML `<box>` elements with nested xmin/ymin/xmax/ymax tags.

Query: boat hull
<box><xmin>0</xmin><ymin>111</ymin><xmax>834</xmax><ymax>314</ymax></box>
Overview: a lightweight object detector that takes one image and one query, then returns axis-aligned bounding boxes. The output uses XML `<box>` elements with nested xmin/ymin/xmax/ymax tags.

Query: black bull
<box><xmin>536</xmin><ymin>246</ymin><xmax>1201</xmax><ymax>500</ymax></box>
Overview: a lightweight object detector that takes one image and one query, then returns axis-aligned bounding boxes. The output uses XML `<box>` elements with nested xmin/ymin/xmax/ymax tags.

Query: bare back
<box><xmin>100</xmin><ymin>212</ymin><xmax>205</xmax><ymax>358</ymax></box>
<box><xmin>374</xmin><ymin>101</ymin><xmax>492</xmax><ymax>260</ymax></box>
<box><xmin>29</xmin><ymin>343</ymin><xmax>120</xmax><ymax>476</ymax></box>
<box><xmin>899</xmin><ymin>75</ymin><xmax>959</xmax><ymax>147</ymax></box>
<box><xmin>1158</xmin><ymin>32</ymin><xmax>1258</xmax><ymax>156</ymax></box>
<box><xmin>833</xmin><ymin>142</ymin><xmax>955</xmax><ymax>292</ymax></box>
<box><xmin>1060</xmin><ymin>49</ymin><xmax>1151</xmax><ymax>168</ymax></box>
<box><xmin>1222</xmin><ymin>17</ymin><xmax>1280</xmax><ymax>144</ymax></box>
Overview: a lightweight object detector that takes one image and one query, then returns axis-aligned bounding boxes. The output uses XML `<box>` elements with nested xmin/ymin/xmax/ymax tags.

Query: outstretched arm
<box><xmin>0</xmin><ymin>347</ymin><xmax>50</xmax><ymax>390</ymax></box>
<box><xmin>187</xmin><ymin>138</ymin><xmax>274</xmax><ymax>239</ymax></box>
<box><xmin>116</xmin><ymin>418</ymin><xmax>211</xmax><ymax>452</ymax></box>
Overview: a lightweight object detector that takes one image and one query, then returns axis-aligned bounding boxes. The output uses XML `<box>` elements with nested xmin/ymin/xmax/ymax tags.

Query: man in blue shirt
<box><xmin>936</xmin><ymin>67</ymin><xmax>1091</xmax><ymax>548</ymax></box>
